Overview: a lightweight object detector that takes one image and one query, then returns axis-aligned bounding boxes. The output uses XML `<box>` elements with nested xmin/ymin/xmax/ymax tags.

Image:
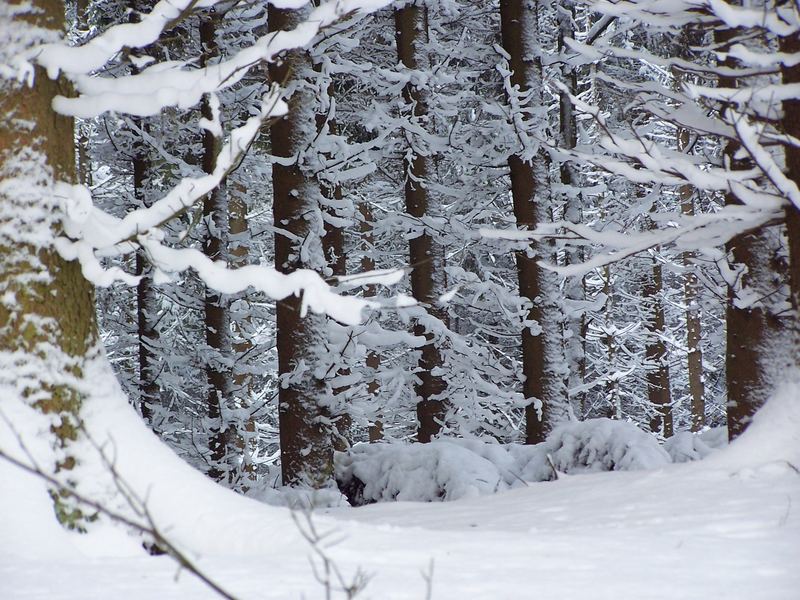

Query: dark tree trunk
<box><xmin>269</xmin><ymin>5</ymin><xmax>333</xmax><ymax>486</ymax></box>
<box><xmin>717</xmin><ymin>27</ymin><xmax>779</xmax><ymax>440</ymax></box>
<box><xmin>129</xmin><ymin>1</ymin><xmax>161</xmax><ymax>428</ymax></box>
<box><xmin>558</xmin><ymin>3</ymin><xmax>586</xmax><ymax>416</ymax></box>
<box><xmin>677</xmin><ymin>128</ymin><xmax>705</xmax><ymax>432</ymax></box>
<box><xmin>643</xmin><ymin>252</ymin><xmax>673</xmax><ymax>437</ymax></box>
<box><xmin>317</xmin><ymin>80</ymin><xmax>352</xmax><ymax>452</ymax></box>
<box><xmin>781</xmin><ymin>33</ymin><xmax>800</xmax><ymax>322</ymax></box>
<box><xmin>395</xmin><ymin>2</ymin><xmax>449</xmax><ymax>443</ymax></box>
<box><xmin>500</xmin><ymin>0</ymin><xmax>567</xmax><ymax>443</ymax></box>
<box><xmin>359</xmin><ymin>202</ymin><xmax>383</xmax><ymax>442</ymax></box>
<box><xmin>200</xmin><ymin>14</ymin><xmax>234</xmax><ymax>481</ymax></box>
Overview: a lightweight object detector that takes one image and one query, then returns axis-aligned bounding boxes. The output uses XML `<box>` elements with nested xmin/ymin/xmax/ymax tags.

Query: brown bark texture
<box><xmin>269</xmin><ymin>5</ymin><xmax>333</xmax><ymax>486</ymax></box>
<box><xmin>360</xmin><ymin>202</ymin><xmax>384</xmax><ymax>442</ymax></box>
<box><xmin>0</xmin><ymin>0</ymin><xmax>97</xmax><ymax>525</ymax></box>
<box><xmin>717</xmin><ymin>26</ymin><xmax>781</xmax><ymax>440</ymax></box>
<box><xmin>677</xmin><ymin>128</ymin><xmax>705</xmax><ymax>432</ymax></box>
<box><xmin>199</xmin><ymin>14</ymin><xmax>236</xmax><ymax>481</ymax></box>
<box><xmin>643</xmin><ymin>254</ymin><xmax>673</xmax><ymax>438</ymax></box>
<box><xmin>500</xmin><ymin>0</ymin><xmax>567</xmax><ymax>444</ymax></box>
<box><xmin>395</xmin><ymin>3</ymin><xmax>449</xmax><ymax>443</ymax></box>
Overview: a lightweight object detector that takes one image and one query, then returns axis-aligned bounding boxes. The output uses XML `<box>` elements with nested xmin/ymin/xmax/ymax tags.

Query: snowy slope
<box><xmin>1</xmin><ymin>360</ymin><xmax>798</xmax><ymax>599</ymax></box>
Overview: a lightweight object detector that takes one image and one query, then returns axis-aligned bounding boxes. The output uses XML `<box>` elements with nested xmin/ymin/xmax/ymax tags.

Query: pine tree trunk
<box><xmin>780</xmin><ymin>33</ymin><xmax>800</xmax><ymax>331</ymax></box>
<box><xmin>359</xmin><ymin>202</ymin><xmax>383</xmax><ymax>442</ymax></box>
<box><xmin>395</xmin><ymin>2</ymin><xmax>449</xmax><ymax>443</ymax></box>
<box><xmin>558</xmin><ymin>3</ymin><xmax>586</xmax><ymax>416</ymax></box>
<box><xmin>228</xmin><ymin>181</ymin><xmax>256</xmax><ymax>480</ymax></box>
<box><xmin>0</xmin><ymin>0</ymin><xmax>97</xmax><ymax>525</ymax></box>
<box><xmin>500</xmin><ymin>0</ymin><xmax>568</xmax><ymax>443</ymax></box>
<box><xmin>269</xmin><ymin>5</ymin><xmax>333</xmax><ymax>486</ymax></box>
<box><xmin>717</xmin><ymin>27</ymin><xmax>780</xmax><ymax>440</ymax></box>
<box><xmin>643</xmin><ymin>252</ymin><xmax>673</xmax><ymax>437</ymax></box>
<box><xmin>317</xmin><ymin>80</ymin><xmax>352</xmax><ymax>452</ymax></box>
<box><xmin>129</xmin><ymin>1</ymin><xmax>161</xmax><ymax>428</ymax></box>
<box><xmin>199</xmin><ymin>14</ymin><xmax>234</xmax><ymax>481</ymax></box>
<box><xmin>677</xmin><ymin>126</ymin><xmax>705</xmax><ymax>432</ymax></box>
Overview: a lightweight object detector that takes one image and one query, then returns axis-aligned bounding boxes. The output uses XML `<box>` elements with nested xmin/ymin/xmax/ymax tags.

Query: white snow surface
<box><xmin>1</xmin><ymin>360</ymin><xmax>799</xmax><ymax>599</ymax></box>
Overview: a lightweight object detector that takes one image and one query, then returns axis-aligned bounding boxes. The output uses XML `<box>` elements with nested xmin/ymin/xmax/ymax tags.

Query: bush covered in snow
<box><xmin>337</xmin><ymin>418</ymin><xmax>677</xmax><ymax>505</ymax></box>
<box><xmin>663</xmin><ymin>427</ymin><xmax>728</xmax><ymax>463</ymax></box>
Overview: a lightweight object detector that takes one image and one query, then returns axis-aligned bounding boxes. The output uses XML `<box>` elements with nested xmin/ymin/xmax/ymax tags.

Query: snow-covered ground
<box><xmin>2</xmin><ymin>360</ymin><xmax>799</xmax><ymax>599</ymax></box>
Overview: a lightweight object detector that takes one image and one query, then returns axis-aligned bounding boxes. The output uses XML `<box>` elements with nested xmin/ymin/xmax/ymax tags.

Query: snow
<box><xmin>336</xmin><ymin>418</ymin><xmax>673</xmax><ymax>504</ymax></box>
<box><xmin>1</xmin><ymin>360</ymin><xmax>799</xmax><ymax>599</ymax></box>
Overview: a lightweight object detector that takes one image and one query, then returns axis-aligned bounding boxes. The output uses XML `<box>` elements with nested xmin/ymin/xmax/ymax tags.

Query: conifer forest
<box><xmin>1</xmin><ymin>1</ymin><xmax>799</xmax><ymax>598</ymax></box>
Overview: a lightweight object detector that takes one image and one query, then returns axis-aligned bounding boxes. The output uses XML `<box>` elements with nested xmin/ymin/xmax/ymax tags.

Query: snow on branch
<box><xmin>36</xmin><ymin>1</ymin><xmax>223</xmax><ymax>78</ymax></box>
<box><xmin>139</xmin><ymin>237</ymin><xmax>379</xmax><ymax>326</ymax></box>
<box><xmin>98</xmin><ymin>88</ymin><xmax>284</xmax><ymax>247</ymax></box>
<box><xmin>46</xmin><ymin>0</ymin><xmax>394</xmax><ymax>118</ymax></box>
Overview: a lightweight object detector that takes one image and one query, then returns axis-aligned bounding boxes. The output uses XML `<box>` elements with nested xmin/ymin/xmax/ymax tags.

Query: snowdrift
<box><xmin>336</xmin><ymin>418</ymin><xmax>674</xmax><ymax>505</ymax></box>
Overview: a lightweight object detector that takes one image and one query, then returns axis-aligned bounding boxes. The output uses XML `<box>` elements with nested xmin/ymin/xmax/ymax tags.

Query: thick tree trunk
<box><xmin>0</xmin><ymin>0</ymin><xmax>97</xmax><ymax>525</ymax></box>
<box><xmin>269</xmin><ymin>5</ymin><xmax>333</xmax><ymax>486</ymax></box>
<box><xmin>781</xmin><ymin>33</ymin><xmax>800</xmax><ymax>326</ymax></box>
<box><xmin>500</xmin><ymin>0</ymin><xmax>568</xmax><ymax>443</ymax></box>
<box><xmin>718</xmin><ymin>27</ymin><xmax>781</xmax><ymax>440</ymax></box>
<box><xmin>395</xmin><ymin>3</ymin><xmax>449</xmax><ymax>443</ymax></box>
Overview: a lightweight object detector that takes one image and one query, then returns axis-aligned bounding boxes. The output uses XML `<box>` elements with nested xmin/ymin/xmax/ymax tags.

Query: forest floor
<box><xmin>2</xmin><ymin>362</ymin><xmax>799</xmax><ymax>599</ymax></box>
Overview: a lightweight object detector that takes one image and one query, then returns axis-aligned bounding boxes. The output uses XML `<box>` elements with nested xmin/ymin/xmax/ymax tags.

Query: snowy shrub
<box><xmin>337</xmin><ymin>419</ymin><xmax>672</xmax><ymax>505</ymax></box>
<box><xmin>663</xmin><ymin>427</ymin><xmax>728</xmax><ymax>463</ymax></box>
<box><xmin>536</xmin><ymin>418</ymin><xmax>673</xmax><ymax>475</ymax></box>
<box><xmin>336</xmin><ymin>441</ymin><xmax>512</xmax><ymax>505</ymax></box>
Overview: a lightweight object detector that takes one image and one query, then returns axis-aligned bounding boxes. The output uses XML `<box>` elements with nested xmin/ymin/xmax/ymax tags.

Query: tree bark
<box><xmin>717</xmin><ymin>26</ymin><xmax>780</xmax><ymax>440</ymax></box>
<box><xmin>677</xmin><ymin>127</ymin><xmax>705</xmax><ymax>432</ymax></box>
<box><xmin>500</xmin><ymin>0</ymin><xmax>568</xmax><ymax>443</ymax></box>
<box><xmin>359</xmin><ymin>202</ymin><xmax>383</xmax><ymax>442</ymax></box>
<box><xmin>0</xmin><ymin>0</ymin><xmax>97</xmax><ymax>525</ymax></box>
<box><xmin>395</xmin><ymin>2</ymin><xmax>449</xmax><ymax>443</ymax></box>
<box><xmin>199</xmin><ymin>13</ymin><xmax>235</xmax><ymax>481</ymax></box>
<box><xmin>269</xmin><ymin>5</ymin><xmax>333</xmax><ymax>486</ymax></box>
<box><xmin>558</xmin><ymin>3</ymin><xmax>586</xmax><ymax>416</ymax></box>
<box><xmin>781</xmin><ymin>33</ymin><xmax>800</xmax><ymax>326</ymax></box>
<box><xmin>128</xmin><ymin>1</ymin><xmax>161</xmax><ymax>428</ymax></box>
<box><xmin>643</xmin><ymin>250</ymin><xmax>673</xmax><ymax>437</ymax></box>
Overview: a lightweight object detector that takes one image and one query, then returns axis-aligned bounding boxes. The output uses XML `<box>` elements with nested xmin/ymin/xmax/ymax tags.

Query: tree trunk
<box><xmin>677</xmin><ymin>126</ymin><xmax>705</xmax><ymax>432</ymax></box>
<box><xmin>643</xmin><ymin>251</ymin><xmax>673</xmax><ymax>437</ymax></box>
<box><xmin>129</xmin><ymin>1</ymin><xmax>161</xmax><ymax>428</ymax></box>
<box><xmin>317</xmin><ymin>79</ymin><xmax>352</xmax><ymax>452</ymax></box>
<box><xmin>500</xmin><ymin>0</ymin><xmax>568</xmax><ymax>443</ymax></box>
<box><xmin>199</xmin><ymin>14</ymin><xmax>235</xmax><ymax>481</ymax></box>
<box><xmin>228</xmin><ymin>181</ymin><xmax>256</xmax><ymax>481</ymax></box>
<box><xmin>780</xmin><ymin>33</ymin><xmax>800</xmax><ymax>332</ymax></box>
<box><xmin>395</xmin><ymin>2</ymin><xmax>449</xmax><ymax>443</ymax></box>
<box><xmin>718</xmin><ymin>27</ymin><xmax>780</xmax><ymax>440</ymax></box>
<box><xmin>0</xmin><ymin>0</ymin><xmax>97</xmax><ymax>526</ymax></box>
<box><xmin>558</xmin><ymin>3</ymin><xmax>586</xmax><ymax>417</ymax></box>
<box><xmin>359</xmin><ymin>202</ymin><xmax>383</xmax><ymax>442</ymax></box>
<box><xmin>269</xmin><ymin>5</ymin><xmax>333</xmax><ymax>486</ymax></box>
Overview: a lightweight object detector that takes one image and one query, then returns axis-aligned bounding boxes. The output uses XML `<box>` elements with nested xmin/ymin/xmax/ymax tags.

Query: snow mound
<box><xmin>708</xmin><ymin>377</ymin><xmax>800</xmax><ymax>471</ymax></box>
<box><xmin>540</xmin><ymin>417</ymin><xmax>671</xmax><ymax>474</ymax></box>
<box><xmin>337</xmin><ymin>418</ymin><xmax>671</xmax><ymax>505</ymax></box>
<box><xmin>663</xmin><ymin>427</ymin><xmax>728</xmax><ymax>463</ymax></box>
<box><xmin>336</xmin><ymin>441</ymin><xmax>510</xmax><ymax>505</ymax></box>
